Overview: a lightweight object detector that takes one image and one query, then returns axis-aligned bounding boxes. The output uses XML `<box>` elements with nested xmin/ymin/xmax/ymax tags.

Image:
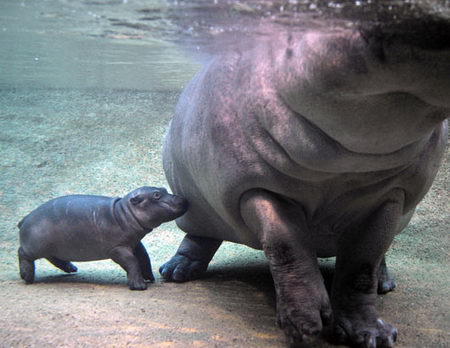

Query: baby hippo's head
<box><xmin>125</xmin><ymin>186</ymin><xmax>188</xmax><ymax>230</ymax></box>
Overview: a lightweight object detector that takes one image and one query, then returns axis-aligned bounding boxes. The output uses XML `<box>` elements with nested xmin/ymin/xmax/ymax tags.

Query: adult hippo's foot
<box><xmin>330</xmin><ymin>305</ymin><xmax>397</xmax><ymax>348</ymax></box>
<box><xmin>159</xmin><ymin>234</ymin><xmax>222</xmax><ymax>282</ymax></box>
<box><xmin>330</xmin><ymin>275</ymin><xmax>398</xmax><ymax>347</ymax></box>
<box><xmin>377</xmin><ymin>257</ymin><xmax>396</xmax><ymax>294</ymax></box>
<box><xmin>159</xmin><ymin>254</ymin><xmax>208</xmax><ymax>282</ymax></box>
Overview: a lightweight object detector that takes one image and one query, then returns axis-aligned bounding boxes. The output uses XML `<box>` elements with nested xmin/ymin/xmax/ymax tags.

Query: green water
<box><xmin>0</xmin><ymin>0</ymin><xmax>202</xmax><ymax>278</ymax></box>
<box><xmin>0</xmin><ymin>2</ymin><xmax>448</xmax><ymax>347</ymax></box>
<box><xmin>0</xmin><ymin>0</ymin><xmax>199</xmax><ymax>90</ymax></box>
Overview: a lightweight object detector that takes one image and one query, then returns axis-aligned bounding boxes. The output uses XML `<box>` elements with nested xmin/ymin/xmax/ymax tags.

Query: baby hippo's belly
<box><xmin>21</xmin><ymin>217</ymin><xmax>121</xmax><ymax>261</ymax></box>
<box><xmin>44</xmin><ymin>218</ymin><xmax>127</xmax><ymax>261</ymax></box>
<box><xmin>50</xmin><ymin>237</ymin><xmax>112</xmax><ymax>262</ymax></box>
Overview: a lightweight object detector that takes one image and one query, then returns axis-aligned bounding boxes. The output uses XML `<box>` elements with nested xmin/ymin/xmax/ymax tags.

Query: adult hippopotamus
<box><xmin>18</xmin><ymin>187</ymin><xmax>188</xmax><ymax>290</ymax></box>
<box><xmin>159</xmin><ymin>17</ymin><xmax>449</xmax><ymax>347</ymax></box>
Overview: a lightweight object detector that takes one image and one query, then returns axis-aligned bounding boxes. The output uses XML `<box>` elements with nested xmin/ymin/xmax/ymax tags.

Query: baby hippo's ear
<box><xmin>130</xmin><ymin>194</ymin><xmax>145</xmax><ymax>205</ymax></box>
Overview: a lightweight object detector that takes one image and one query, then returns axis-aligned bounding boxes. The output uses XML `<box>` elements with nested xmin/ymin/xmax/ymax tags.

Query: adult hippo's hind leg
<box><xmin>159</xmin><ymin>234</ymin><xmax>222</xmax><ymax>282</ymax></box>
<box><xmin>240</xmin><ymin>189</ymin><xmax>332</xmax><ymax>345</ymax></box>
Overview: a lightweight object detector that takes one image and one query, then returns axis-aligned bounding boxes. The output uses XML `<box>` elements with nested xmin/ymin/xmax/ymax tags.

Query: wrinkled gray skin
<box><xmin>160</xmin><ymin>18</ymin><xmax>449</xmax><ymax>348</ymax></box>
<box><xmin>18</xmin><ymin>187</ymin><xmax>188</xmax><ymax>290</ymax></box>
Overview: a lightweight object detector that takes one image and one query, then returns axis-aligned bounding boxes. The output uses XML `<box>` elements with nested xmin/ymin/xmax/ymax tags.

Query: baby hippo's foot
<box><xmin>63</xmin><ymin>263</ymin><xmax>78</xmax><ymax>273</ymax></box>
<box><xmin>159</xmin><ymin>254</ymin><xmax>208</xmax><ymax>282</ymax></box>
<box><xmin>330</xmin><ymin>304</ymin><xmax>397</xmax><ymax>348</ymax></box>
<box><xmin>128</xmin><ymin>278</ymin><xmax>147</xmax><ymax>291</ymax></box>
<box><xmin>142</xmin><ymin>269</ymin><xmax>155</xmax><ymax>283</ymax></box>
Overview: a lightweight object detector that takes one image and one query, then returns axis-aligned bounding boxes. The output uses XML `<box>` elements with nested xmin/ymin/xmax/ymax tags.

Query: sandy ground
<box><xmin>0</xmin><ymin>88</ymin><xmax>448</xmax><ymax>348</ymax></box>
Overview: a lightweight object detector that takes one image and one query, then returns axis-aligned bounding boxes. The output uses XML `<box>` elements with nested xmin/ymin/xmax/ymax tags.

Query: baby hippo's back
<box><xmin>19</xmin><ymin>195</ymin><xmax>119</xmax><ymax>261</ymax></box>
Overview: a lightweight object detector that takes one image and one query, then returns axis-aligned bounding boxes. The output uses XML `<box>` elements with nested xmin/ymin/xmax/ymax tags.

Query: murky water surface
<box><xmin>0</xmin><ymin>0</ymin><xmax>199</xmax><ymax>90</ymax></box>
<box><xmin>1</xmin><ymin>0</ymin><xmax>448</xmax><ymax>90</ymax></box>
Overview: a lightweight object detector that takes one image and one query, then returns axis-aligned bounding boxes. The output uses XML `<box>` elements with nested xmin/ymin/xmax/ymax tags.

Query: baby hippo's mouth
<box><xmin>163</xmin><ymin>195</ymin><xmax>189</xmax><ymax>217</ymax></box>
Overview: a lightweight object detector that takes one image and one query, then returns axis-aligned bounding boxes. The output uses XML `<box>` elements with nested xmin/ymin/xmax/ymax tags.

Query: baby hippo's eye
<box><xmin>153</xmin><ymin>191</ymin><xmax>162</xmax><ymax>200</ymax></box>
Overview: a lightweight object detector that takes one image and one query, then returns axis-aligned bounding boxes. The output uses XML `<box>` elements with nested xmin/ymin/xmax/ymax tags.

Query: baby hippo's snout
<box><xmin>133</xmin><ymin>187</ymin><xmax>188</xmax><ymax>224</ymax></box>
<box><xmin>167</xmin><ymin>194</ymin><xmax>189</xmax><ymax>216</ymax></box>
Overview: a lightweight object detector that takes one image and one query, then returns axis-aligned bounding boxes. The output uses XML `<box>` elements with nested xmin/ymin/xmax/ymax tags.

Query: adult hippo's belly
<box><xmin>163</xmin><ymin>52</ymin><xmax>445</xmax><ymax>252</ymax></box>
<box><xmin>160</xmin><ymin>22</ymin><xmax>449</xmax><ymax>348</ymax></box>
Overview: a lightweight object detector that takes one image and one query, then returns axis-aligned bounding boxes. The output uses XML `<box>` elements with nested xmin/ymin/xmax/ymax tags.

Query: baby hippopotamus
<box><xmin>18</xmin><ymin>186</ymin><xmax>188</xmax><ymax>290</ymax></box>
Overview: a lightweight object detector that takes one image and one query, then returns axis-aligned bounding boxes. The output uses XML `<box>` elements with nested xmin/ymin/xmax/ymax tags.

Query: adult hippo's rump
<box><xmin>160</xmin><ymin>17</ymin><xmax>449</xmax><ymax>347</ymax></box>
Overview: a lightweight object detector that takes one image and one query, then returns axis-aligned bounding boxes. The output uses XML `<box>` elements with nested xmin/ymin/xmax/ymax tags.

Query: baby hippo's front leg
<box><xmin>111</xmin><ymin>246</ymin><xmax>147</xmax><ymax>290</ymax></box>
<box><xmin>133</xmin><ymin>242</ymin><xmax>155</xmax><ymax>282</ymax></box>
<box><xmin>241</xmin><ymin>190</ymin><xmax>332</xmax><ymax>345</ymax></box>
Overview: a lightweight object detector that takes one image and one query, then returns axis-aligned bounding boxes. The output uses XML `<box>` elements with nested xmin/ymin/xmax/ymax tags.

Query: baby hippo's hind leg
<box><xmin>47</xmin><ymin>257</ymin><xmax>78</xmax><ymax>273</ymax></box>
<box><xmin>18</xmin><ymin>247</ymin><xmax>35</xmax><ymax>284</ymax></box>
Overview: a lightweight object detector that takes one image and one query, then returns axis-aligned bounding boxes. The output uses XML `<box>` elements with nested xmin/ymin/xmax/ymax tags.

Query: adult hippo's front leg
<box><xmin>330</xmin><ymin>189</ymin><xmax>404</xmax><ymax>347</ymax></box>
<box><xmin>240</xmin><ymin>189</ymin><xmax>332</xmax><ymax>344</ymax></box>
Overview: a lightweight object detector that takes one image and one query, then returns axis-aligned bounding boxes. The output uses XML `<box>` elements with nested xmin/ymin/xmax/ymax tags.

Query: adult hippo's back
<box><xmin>160</xmin><ymin>18</ymin><xmax>449</xmax><ymax>347</ymax></box>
